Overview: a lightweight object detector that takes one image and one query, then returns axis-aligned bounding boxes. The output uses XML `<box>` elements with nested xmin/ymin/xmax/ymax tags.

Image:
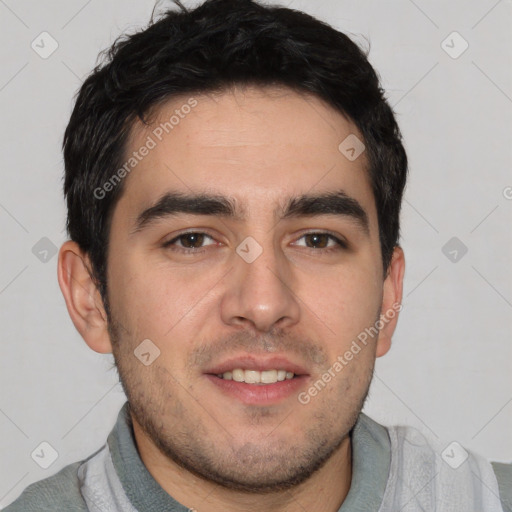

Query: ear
<box><xmin>375</xmin><ymin>246</ymin><xmax>405</xmax><ymax>358</ymax></box>
<box><xmin>57</xmin><ymin>240</ymin><xmax>113</xmax><ymax>354</ymax></box>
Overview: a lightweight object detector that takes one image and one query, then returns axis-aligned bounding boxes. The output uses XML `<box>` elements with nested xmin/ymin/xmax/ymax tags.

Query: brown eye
<box><xmin>163</xmin><ymin>232</ymin><xmax>216</xmax><ymax>250</ymax></box>
<box><xmin>304</xmin><ymin>233</ymin><xmax>330</xmax><ymax>249</ymax></box>
<box><xmin>294</xmin><ymin>232</ymin><xmax>346</xmax><ymax>250</ymax></box>
<box><xmin>177</xmin><ymin>233</ymin><xmax>206</xmax><ymax>248</ymax></box>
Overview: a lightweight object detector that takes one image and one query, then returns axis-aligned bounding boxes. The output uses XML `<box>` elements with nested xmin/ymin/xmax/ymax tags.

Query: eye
<box><xmin>162</xmin><ymin>232</ymin><xmax>217</xmax><ymax>251</ymax></box>
<box><xmin>161</xmin><ymin>231</ymin><xmax>347</xmax><ymax>254</ymax></box>
<box><xmin>293</xmin><ymin>232</ymin><xmax>347</xmax><ymax>251</ymax></box>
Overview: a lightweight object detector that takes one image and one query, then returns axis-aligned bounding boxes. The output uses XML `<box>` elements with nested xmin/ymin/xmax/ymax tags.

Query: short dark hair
<box><xmin>63</xmin><ymin>0</ymin><xmax>408</xmax><ymax>306</ymax></box>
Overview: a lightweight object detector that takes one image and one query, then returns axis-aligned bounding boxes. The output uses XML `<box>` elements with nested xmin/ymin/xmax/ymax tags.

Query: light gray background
<box><xmin>1</xmin><ymin>0</ymin><xmax>511</xmax><ymax>507</ymax></box>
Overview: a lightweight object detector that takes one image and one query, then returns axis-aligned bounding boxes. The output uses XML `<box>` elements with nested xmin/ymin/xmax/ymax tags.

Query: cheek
<box><xmin>110</xmin><ymin>257</ymin><xmax>218</xmax><ymax>342</ymax></box>
<box><xmin>299</xmin><ymin>262</ymin><xmax>382</xmax><ymax>343</ymax></box>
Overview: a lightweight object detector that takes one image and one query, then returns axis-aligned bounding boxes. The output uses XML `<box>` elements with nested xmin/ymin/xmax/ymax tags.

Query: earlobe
<box><xmin>376</xmin><ymin>246</ymin><xmax>405</xmax><ymax>358</ymax></box>
<box><xmin>57</xmin><ymin>241</ymin><xmax>113</xmax><ymax>354</ymax></box>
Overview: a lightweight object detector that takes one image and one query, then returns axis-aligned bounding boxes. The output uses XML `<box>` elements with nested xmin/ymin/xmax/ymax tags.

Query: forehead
<box><xmin>116</xmin><ymin>85</ymin><xmax>376</xmax><ymax>228</ymax></box>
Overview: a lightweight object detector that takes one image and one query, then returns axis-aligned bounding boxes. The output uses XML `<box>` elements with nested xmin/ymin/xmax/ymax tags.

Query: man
<box><xmin>5</xmin><ymin>0</ymin><xmax>511</xmax><ymax>510</ymax></box>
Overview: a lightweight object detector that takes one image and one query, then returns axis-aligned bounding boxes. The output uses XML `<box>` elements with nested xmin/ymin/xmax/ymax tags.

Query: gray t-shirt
<box><xmin>4</xmin><ymin>402</ymin><xmax>511</xmax><ymax>511</ymax></box>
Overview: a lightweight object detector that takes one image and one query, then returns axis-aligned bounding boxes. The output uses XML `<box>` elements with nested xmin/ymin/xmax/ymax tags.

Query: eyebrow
<box><xmin>130</xmin><ymin>190</ymin><xmax>369</xmax><ymax>235</ymax></box>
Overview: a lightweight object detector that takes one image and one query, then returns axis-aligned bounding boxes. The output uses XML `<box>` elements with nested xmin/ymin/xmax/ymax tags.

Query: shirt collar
<box><xmin>338</xmin><ymin>412</ymin><xmax>391</xmax><ymax>511</ymax></box>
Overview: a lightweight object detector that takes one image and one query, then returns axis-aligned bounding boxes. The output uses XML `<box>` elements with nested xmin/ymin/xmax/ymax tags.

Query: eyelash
<box><xmin>161</xmin><ymin>231</ymin><xmax>348</xmax><ymax>254</ymax></box>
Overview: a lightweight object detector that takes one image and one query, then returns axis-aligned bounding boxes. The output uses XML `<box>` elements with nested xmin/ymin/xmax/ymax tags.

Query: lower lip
<box><xmin>205</xmin><ymin>374</ymin><xmax>309</xmax><ymax>405</ymax></box>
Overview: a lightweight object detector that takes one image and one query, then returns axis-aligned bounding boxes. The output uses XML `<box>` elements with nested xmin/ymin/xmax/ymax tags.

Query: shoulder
<box><xmin>492</xmin><ymin>461</ymin><xmax>512</xmax><ymax>512</ymax></box>
<box><xmin>3</xmin><ymin>460</ymin><xmax>88</xmax><ymax>512</ymax></box>
<box><xmin>384</xmin><ymin>421</ymin><xmax>510</xmax><ymax>511</ymax></box>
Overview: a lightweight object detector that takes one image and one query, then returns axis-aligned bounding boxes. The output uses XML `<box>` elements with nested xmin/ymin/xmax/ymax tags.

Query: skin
<box><xmin>58</xmin><ymin>85</ymin><xmax>405</xmax><ymax>512</ymax></box>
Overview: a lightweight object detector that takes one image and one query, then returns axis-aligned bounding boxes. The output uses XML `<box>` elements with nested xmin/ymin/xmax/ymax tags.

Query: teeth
<box><xmin>245</xmin><ymin>370</ymin><xmax>260</xmax><ymax>384</ymax></box>
<box><xmin>233</xmin><ymin>369</ymin><xmax>244</xmax><ymax>382</ymax></box>
<box><xmin>221</xmin><ymin>369</ymin><xmax>295</xmax><ymax>384</ymax></box>
<box><xmin>261</xmin><ymin>370</ymin><xmax>277</xmax><ymax>384</ymax></box>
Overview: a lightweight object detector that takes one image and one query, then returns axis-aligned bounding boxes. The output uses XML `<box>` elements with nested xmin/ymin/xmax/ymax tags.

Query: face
<box><xmin>102</xmin><ymin>86</ymin><xmax>402</xmax><ymax>492</ymax></box>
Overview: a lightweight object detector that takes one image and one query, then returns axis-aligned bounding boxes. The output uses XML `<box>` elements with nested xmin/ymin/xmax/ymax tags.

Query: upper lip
<box><xmin>204</xmin><ymin>354</ymin><xmax>310</xmax><ymax>376</ymax></box>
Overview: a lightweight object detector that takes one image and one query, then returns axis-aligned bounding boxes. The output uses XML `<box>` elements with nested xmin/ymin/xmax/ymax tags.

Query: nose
<box><xmin>220</xmin><ymin>238</ymin><xmax>301</xmax><ymax>333</ymax></box>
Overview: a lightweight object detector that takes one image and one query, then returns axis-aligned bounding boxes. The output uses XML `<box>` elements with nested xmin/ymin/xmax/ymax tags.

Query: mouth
<box><xmin>204</xmin><ymin>356</ymin><xmax>309</xmax><ymax>405</ymax></box>
<box><xmin>216</xmin><ymin>368</ymin><xmax>296</xmax><ymax>384</ymax></box>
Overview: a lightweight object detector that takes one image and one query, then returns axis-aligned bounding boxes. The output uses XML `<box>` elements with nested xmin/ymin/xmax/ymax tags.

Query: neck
<box><xmin>131</xmin><ymin>415</ymin><xmax>353</xmax><ymax>512</ymax></box>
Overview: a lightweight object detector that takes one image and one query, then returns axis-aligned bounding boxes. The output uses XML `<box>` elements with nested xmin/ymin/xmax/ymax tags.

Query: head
<box><xmin>58</xmin><ymin>0</ymin><xmax>406</xmax><ymax>494</ymax></box>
